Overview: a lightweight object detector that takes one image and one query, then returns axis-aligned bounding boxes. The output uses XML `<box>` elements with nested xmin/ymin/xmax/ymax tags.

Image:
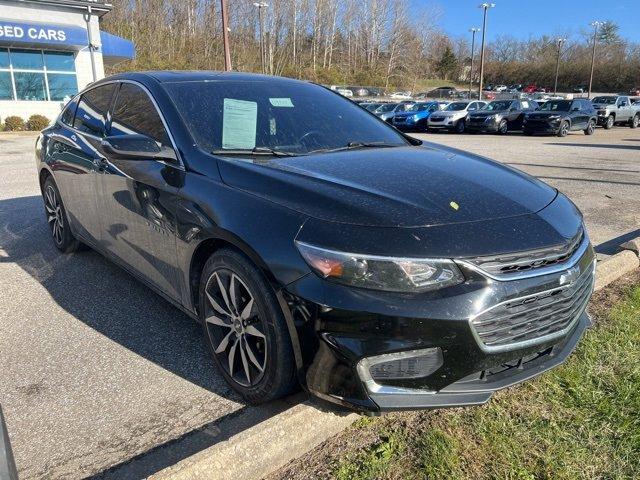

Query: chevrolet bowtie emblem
<box><xmin>560</xmin><ymin>266</ymin><xmax>581</xmax><ymax>286</ymax></box>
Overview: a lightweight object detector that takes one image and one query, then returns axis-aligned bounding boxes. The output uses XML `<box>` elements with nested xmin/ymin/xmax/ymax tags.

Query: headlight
<box><xmin>548</xmin><ymin>114</ymin><xmax>560</xmax><ymax>120</ymax></box>
<box><xmin>295</xmin><ymin>241</ymin><xmax>465</xmax><ymax>292</ymax></box>
<box><xmin>485</xmin><ymin>114</ymin><xmax>497</xmax><ymax>122</ymax></box>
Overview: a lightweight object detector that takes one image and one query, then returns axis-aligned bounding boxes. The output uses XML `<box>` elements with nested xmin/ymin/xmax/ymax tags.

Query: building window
<box><xmin>0</xmin><ymin>47</ymin><xmax>78</xmax><ymax>102</ymax></box>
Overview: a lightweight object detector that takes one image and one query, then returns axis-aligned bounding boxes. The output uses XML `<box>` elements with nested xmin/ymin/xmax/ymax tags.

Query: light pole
<box><xmin>588</xmin><ymin>21</ymin><xmax>603</xmax><ymax>99</ymax></box>
<box><xmin>553</xmin><ymin>37</ymin><xmax>566</xmax><ymax>95</ymax></box>
<box><xmin>468</xmin><ymin>28</ymin><xmax>480</xmax><ymax>99</ymax></box>
<box><xmin>253</xmin><ymin>2</ymin><xmax>268</xmax><ymax>74</ymax></box>
<box><xmin>220</xmin><ymin>0</ymin><xmax>231</xmax><ymax>71</ymax></box>
<box><xmin>477</xmin><ymin>3</ymin><xmax>495</xmax><ymax>100</ymax></box>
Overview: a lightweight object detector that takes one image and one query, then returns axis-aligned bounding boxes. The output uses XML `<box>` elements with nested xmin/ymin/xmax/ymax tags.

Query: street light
<box><xmin>553</xmin><ymin>37</ymin><xmax>566</xmax><ymax>95</ymax></box>
<box><xmin>468</xmin><ymin>28</ymin><xmax>481</xmax><ymax>99</ymax></box>
<box><xmin>477</xmin><ymin>3</ymin><xmax>495</xmax><ymax>101</ymax></box>
<box><xmin>253</xmin><ymin>2</ymin><xmax>269</xmax><ymax>74</ymax></box>
<box><xmin>588</xmin><ymin>21</ymin><xmax>603</xmax><ymax>99</ymax></box>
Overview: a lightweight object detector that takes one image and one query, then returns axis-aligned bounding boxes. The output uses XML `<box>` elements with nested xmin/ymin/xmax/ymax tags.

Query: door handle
<box><xmin>93</xmin><ymin>157</ymin><xmax>108</xmax><ymax>170</ymax></box>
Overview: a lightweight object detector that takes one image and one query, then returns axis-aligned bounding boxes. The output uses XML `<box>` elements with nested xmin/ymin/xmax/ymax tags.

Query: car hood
<box><xmin>217</xmin><ymin>146</ymin><xmax>557</xmax><ymax>227</ymax></box>
<box><xmin>469</xmin><ymin>110</ymin><xmax>507</xmax><ymax>118</ymax></box>
<box><xmin>591</xmin><ymin>103</ymin><xmax>613</xmax><ymax>109</ymax></box>
<box><xmin>394</xmin><ymin>111</ymin><xmax>425</xmax><ymax>118</ymax></box>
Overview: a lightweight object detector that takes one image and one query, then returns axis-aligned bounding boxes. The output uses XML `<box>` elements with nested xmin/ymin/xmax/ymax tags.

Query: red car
<box><xmin>523</xmin><ymin>84</ymin><xmax>537</xmax><ymax>93</ymax></box>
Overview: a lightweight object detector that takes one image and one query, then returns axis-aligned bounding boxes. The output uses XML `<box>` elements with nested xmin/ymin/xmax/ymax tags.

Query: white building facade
<box><xmin>0</xmin><ymin>0</ymin><xmax>134</xmax><ymax>122</ymax></box>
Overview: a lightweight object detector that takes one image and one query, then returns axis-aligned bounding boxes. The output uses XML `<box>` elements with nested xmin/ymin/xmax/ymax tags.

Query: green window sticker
<box><xmin>269</xmin><ymin>97</ymin><xmax>294</xmax><ymax>108</ymax></box>
<box><xmin>222</xmin><ymin>98</ymin><xmax>257</xmax><ymax>149</ymax></box>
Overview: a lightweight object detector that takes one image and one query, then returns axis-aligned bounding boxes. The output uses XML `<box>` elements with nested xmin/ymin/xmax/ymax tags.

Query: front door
<box><xmin>97</xmin><ymin>82</ymin><xmax>184</xmax><ymax>301</ymax></box>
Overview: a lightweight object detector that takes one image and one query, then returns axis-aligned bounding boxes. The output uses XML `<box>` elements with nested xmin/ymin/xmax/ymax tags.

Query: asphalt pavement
<box><xmin>1</xmin><ymin>126</ymin><xmax>639</xmax><ymax>478</ymax></box>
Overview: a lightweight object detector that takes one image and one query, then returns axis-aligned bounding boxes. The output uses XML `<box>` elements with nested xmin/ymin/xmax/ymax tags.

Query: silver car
<box><xmin>427</xmin><ymin>101</ymin><xmax>487</xmax><ymax>133</ymax></box>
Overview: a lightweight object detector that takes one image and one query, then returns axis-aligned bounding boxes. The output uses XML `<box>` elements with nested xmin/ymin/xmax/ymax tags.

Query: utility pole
<box><xmin>468</xmin><ymin>28</ymin><xmax>480</xmax><ymax>99</ymax></box>
<box><xmin>588</xmin><ymin>21</ymin><xmax>603</xmax><ymax>99</ymax></box>
<box><xmin>553</xmin><ymin>37</ymin><xmax>565</xmax><ymax>95</ymax></box>
<box><xmin>220</xmin><ymin>0</ymin><xmax>231</xmax><ymax>71</ymax></box>
<box><xmin>477</xmin><ymin>3</ymin><xmax>495</xmax><ymax>100</ymax></box>
<box><xmin>253</xmin><ymin>2</ymin><xmax>268</xmax><ymax>74</ymax></box>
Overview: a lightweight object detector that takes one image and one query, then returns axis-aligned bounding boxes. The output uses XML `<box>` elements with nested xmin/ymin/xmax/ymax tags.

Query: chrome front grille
<box><xmin>470</xmin><ymin>264</ymin><xmax>594</xmax><ymax>351</ymax></box>
<box><xmin>465</xmin><ymin>229</ymin><xmax>584</xmax><ymax>277</ymax></box>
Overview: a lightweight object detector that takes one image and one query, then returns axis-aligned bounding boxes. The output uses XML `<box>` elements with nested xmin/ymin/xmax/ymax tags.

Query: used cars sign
<box><xmin>0</xmin><ymin>20</ymin><xmax>88</xmax><ymax>48</ymax></box>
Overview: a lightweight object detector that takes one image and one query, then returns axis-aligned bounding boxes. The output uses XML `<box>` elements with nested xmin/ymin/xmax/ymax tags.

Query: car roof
<box><xmin>94</xmin><ymin>70</ymin><xmax>309</xmax><ymax>86</ymax></box>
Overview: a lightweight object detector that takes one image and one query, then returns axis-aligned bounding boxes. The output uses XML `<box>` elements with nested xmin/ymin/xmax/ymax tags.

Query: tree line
<box><xmin>102</xmin><ymin>0</ymin><xmax>640</xmax><ymax>92</ymax></box>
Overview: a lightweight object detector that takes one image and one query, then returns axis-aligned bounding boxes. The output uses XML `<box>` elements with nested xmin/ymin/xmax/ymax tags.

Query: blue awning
<box><xmin>100</xmin><ymin>31</ymin><xmax>135</xmax><ymax>65</ymax></box>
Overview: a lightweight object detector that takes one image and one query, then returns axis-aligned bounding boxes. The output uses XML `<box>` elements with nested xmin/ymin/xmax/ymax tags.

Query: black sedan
<box><xmin>35</xmin><ymin>72</ymin><xmax>595</xmax><ymax>413</ymax></box>
<box><xmin>523</xmin><ymin>99</ymin><xmax>597</xmax><ymax>136</ymax></box>
<box><xmin>466</xmin><ymin>99</ymin><xmax>538</xmax><ymax>134</ymax></box>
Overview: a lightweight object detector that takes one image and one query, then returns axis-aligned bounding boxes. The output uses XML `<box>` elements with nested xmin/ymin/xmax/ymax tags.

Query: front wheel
<box><xmin>557</xmin><ymin>121</ymin><xmax>569</xmax><ymax>137</ymax></box>
<box><xmin>497</xmin><ymin>119</ymin><xmax>508</xmax><ymax>134</ymax></box>
<box><xmin>199</xmin><ymin>248</ymin><xmax>297</xmax><ymax>404</ymax></box>
<box><xmin>604</xmin><ymin>115</ymin><xmax>614</xmax><ymax>129</ymax></box>
<box><xmin>584</xmin><ymin>119</ymin><xmax>596</xmax><ymax>135</ymax></box>
<box><xmin>42</xmin><ymin>177</ymin><xmax>81</xmax><ymax>253</ymax></box>
<box><xmin>455</xmin><ymin>119</ymin><xmax>466</xmax><ymax>133</ymax></box>
<box><xmin>630</xmin><ymin>114</ymin><xmax>639</xmax><ymax>129</ymax></box>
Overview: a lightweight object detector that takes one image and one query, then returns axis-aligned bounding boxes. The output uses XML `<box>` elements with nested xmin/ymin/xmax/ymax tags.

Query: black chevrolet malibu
<box><xmin>35</xmin><ymin>72</ymin><xmax>595</xmax><ymax>412</ymax></box>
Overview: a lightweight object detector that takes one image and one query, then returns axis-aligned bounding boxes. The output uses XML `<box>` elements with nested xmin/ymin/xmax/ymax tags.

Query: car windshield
<box><xmin>165</xmin><ymin>81</ymin><xmax>407</xmax><ymax>155</ymax></box>
<box><xmin>375</xmin><ymin>103</ymin><xmax>397</xmax><ymax>113</ymax></box>
<box><xmin>540</xmin><ymin>100</ymin><xmax>572</xmax><ymax>112</ymax></box>
<box><xmin>482</xmin><ymin>101</ymin><xmax>513</xmax><ymax>111</ymax></box>
<box><xmin>445</xmin><ymin>102</ymin><xmax>468</xmax><ymax>111</ymax></box>
<box><xmin>592</xmin><ymin>96</ymin><xmax>617</xmax><ymax>104</ymax></box>
<box><xmin>406</xmin><ymin>103</ymin><xmax>432</xmax><ymax>112</ymax></box>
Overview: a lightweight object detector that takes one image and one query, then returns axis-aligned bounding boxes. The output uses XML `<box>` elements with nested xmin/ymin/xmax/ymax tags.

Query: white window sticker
<box><xmin>269</xmin><ymin>97</ymin><xmax>294</xmax><ymax>108</ymax></box>
<box><xmin>222</xmin><ymin>98</ymin><xmax>257</xmax><ymax>149</ymax></box>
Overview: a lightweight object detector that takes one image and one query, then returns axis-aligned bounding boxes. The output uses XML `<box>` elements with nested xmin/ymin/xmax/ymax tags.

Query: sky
<box><xmin>414</xmin><ymin>0</ymin><xmax>640</xmax><ymax>43</ymax></box>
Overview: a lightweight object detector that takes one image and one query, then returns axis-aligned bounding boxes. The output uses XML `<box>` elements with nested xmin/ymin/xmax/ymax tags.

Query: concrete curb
<box><xmin>151</xmin><ymin>242</ymin><xmax>640</xmax><ymax>480</ymax></box>
<box><xmin>149</xmin><ymin>400</ymin><xmax>357</xmax><ymax>480</ymax></box>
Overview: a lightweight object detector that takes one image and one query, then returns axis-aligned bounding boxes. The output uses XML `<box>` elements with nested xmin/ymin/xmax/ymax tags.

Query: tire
<box><xmin>584</xmin><ymin>119</ymin><xmax>596</xmax><ymax>135</ymax></box>
<box><xmin>497</xmin><ymin>119</ymin><xmax>508</xmax><ymax>134</ymax></box>
<box><xmin>557</xmin><ymin>121</ymin><xmax>569</xmax><ymax>137</ymax></box>
<box><xmin>630</xmin><ymin>114</ymin><xmax>639</xmax><ymax>129</ymax></box>
<box><xmin>199</xmin><ymin>248</ymin><xmax>297</xmax><ymax>404</ymax></box>
<box><xmin>604</xmin><ymin>115</ymin><xmax>614</xmax><ymax>129</ymax></box>
<box><xmin>455</xmin><ymin>119</ymin><xmax>466</xmax><ymax>134</ymax></box>
<box><xmin>42</xmin><ymin>177</ymin><xmax>81</xmax><ymax>253</ymax></box>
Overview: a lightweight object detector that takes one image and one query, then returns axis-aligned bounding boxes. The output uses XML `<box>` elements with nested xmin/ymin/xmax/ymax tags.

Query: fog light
<box><xmin>357</xmin><ymin>348</ymin><xmax>443</xmax><ymax>384</ymax></box>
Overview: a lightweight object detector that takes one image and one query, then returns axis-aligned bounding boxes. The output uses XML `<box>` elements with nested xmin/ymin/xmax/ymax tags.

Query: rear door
<box><xmin>97</xmin><ymin>81</ymin><xmax>184</xmax><ymax>301</ymax></box>
<box><xmin>48</xmin><ymin>83</ymin><xmax>116</xmax><ymax>245</ymax></box>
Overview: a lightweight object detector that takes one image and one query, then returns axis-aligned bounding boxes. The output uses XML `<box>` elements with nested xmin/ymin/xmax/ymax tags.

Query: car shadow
<box><xmin>545</xmin><ymin>142</ymin><xmax>640</xmax><ymax>151</ymax></box>
<box><xmin>0</xmin><ymin>195</ymin><xmax>343</xmax><ymax>479</ymax></box>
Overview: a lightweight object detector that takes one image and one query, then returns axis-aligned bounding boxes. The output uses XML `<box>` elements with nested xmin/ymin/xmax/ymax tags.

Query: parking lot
<box><xmin>1</xmin><ymin>126</ymin><xmax>639</xmax><ymax>479</ymax></box>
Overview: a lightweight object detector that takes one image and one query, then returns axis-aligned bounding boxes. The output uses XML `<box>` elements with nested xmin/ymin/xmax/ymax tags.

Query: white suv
<box><xmin>427</xmin><ymin>101</ymin><xmax>487</xmax><ymax>133</ymax></box>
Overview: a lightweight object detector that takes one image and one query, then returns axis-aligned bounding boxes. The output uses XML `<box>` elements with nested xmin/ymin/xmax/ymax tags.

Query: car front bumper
<box><xmin>284</xmin><ymin>240</ymin><xmax>596</xmax><ymax>413</ymax></box>
<box><xmin>466</xmin><ymin>120</ymin><xmax>499</xmax><ymax>132</ymax></box>
<box><xmin>523</xmin><ymin>121</ymin><xmax>560</xmax><ymax>135</ymax></box>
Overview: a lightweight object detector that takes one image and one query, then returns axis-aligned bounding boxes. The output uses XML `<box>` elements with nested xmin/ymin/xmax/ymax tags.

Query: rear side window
<box><xmin>73</xmin><ymin>84</ymin><xmax>116</xmax><ymax>137</ymax></box>
<box><xmin>60</xmin><ymin>96</ymin><xmax>79</xmax><ymax>127</ymax></box>
<box><xmin>110</xmin><ymin>83</ymin><xmax>171</xmax><ymax>146</ymax></box>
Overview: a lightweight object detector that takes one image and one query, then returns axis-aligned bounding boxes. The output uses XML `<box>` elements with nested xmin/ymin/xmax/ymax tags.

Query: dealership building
<box><xmin>0</xmin><ymin>0</ymin><xmax>134</xmax><ymax>121</ymax></box>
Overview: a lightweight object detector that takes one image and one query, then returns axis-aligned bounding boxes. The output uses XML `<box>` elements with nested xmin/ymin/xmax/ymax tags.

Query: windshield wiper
<box><xmin>309</xmin><ymin>141</ymin><xmax>403</xmax><ymax>154</ymax></box>
<box><xmin>210</xmin><ymin>146</ymin><xmax>301</xmax><ymax>157</ymax></box>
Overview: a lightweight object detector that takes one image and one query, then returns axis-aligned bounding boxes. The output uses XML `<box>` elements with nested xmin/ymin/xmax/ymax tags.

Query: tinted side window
<box><xmin>110</xmin><ymin>83</ymin><xmax>170</xmax><ymax>146</ymax></box>
<box><xmin>73</xmin><ymin>84</ymin><xmax>116</xmax><ymax>136</ymax></box>
<box><xmin>60</xmin><ymin>96</ymin><xmax>79</xmax><ymax>127</ymax></box>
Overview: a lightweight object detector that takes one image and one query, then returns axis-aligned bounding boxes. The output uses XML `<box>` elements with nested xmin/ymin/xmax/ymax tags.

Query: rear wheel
<box><xmin>604</xmin><ymin>115</ymin><xmax>614</xmax><ymax>129</ymax></box>
<box><xmin>199</xmin><ymin>248</ymin><xmax>297</xmax><ymax>404</ymax></box>
<box><xmin>630</xmin><ymin>114</ymin><xmax>639</xmax><ymax>129</ymax></box>
<box><xmin>557</xmin><ymin>121</ymin><xmax>569</xmax><ymax>137</ymax></box>
<box><xmin>497</xmin><ymin>119</ymin><xmax>508</xmax><ymax>134</ymax></box>
<box><xmin>584</xmin><ymin>119</ymin><xmax>596</xmax><ymax>135</ymax></box>
<box><xmin>42</xmin><ymin>177</ymin><xmax>81</xmax><ymax>253</ymax></box>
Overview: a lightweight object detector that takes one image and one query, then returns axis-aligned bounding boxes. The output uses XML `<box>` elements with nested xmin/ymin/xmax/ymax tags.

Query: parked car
<box><xmin>390</xmin><ymin>91</ymin><xmax>412</xmax><ymax>100</ymax></box>
<box><xmin>361</xmin><ymin>102</ymin><xmax>384</xmax><ymax>112</ymax></box>
<box><xmin>36</xmin><ymin>71</ymin><xmax>595</xmax><ymax>413</ymax></box>
<box><xmin>509</xmin><ymin>84</ymin><xmax>523</xmax><ymax>91</ymax></box>
<box><xmin>426</xmin><ymin>87</ymin><xmax>457</xmax><ymax>99</ymax></box>
<box><xmin>494</xmin><ymin>85</ymin><xmax>508</xmax><ymax>92</ymax></box>
<box><xmin>629</xmin><ymin>87</ymin><xmax>640</xmax><ymax>96</ymax></box>
<box><xmin>573</xmin><ymin>86</ymin><xmax>587</xmax><ymax>94</ymax></box>
<box><xmin>523</xmin><ymin>84</ymin><xmax>538</xmax><ymax>93</ymax></box>
<box><xmin>392</xmin><ymin>101</ymin><xmax>447</xmax><ymax>131</ymax></box>
<box><xmin>523</xmin><ymin>99</ymin><xmax>597</xmax><ymax>137</ymax></box>
<box><xmin>337</xmin><ymin>88</ymin><xmax>353</xmax><ymax>97</ymax></box>
<box><xmin>484</xmin><ymin>84</ymin><xmax>495</xmax><ymax>91</ymax></box>
<box><xmin>427</xmin><ymin>100</ymin><xmax>487</xmax><ymax>133</ymax></box>
<box><xmin>373</xmin><ymin>102</ymin><xmax>412</xmax><ymax>122</ymax></box>
<box><xmin>467</xmin><ymin>99</ymin><xmax>538</xmax><ymax>133</ymax></box>
<box><xmin>591</xmin><ymin>95</ymin><xmax>640</xmax><ymax>129</ymax></box>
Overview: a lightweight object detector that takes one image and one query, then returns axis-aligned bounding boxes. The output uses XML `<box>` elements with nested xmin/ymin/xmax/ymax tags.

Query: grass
<box><xmin>332</xmin><ymin>281</ymin><xmax>640</xmax><ymax>480</ymax></box>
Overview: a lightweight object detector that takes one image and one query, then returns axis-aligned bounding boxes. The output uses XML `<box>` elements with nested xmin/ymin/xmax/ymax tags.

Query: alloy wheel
<box><xmin>45</xmin><ymin>185</ymin><xmax>64</xmax><ymax>245</ymax></box>
<box><xmin>498</xmin><ymin>120</ymin><xmax>508</xmax><ymax>134</ymax></box>
<box><xmin>632</xmin><ymin>115</ymin><xmax>639</xmax><ymax>128</ymax></box>
<box><xmin>559</xmin><ymin>122</ymin><xmax>569</xmax><ymax>137</ymax></box>
<box><xmin>204</xmin><ymin>269</ymin><xmax>267</xmax><ymax>387</ymax></box>
<box><xmin>586</xmin><ymin>120</ymin><xmax>595</xmax><ymax>135</ymax></box>
<box><xmin>606</xmin><ymin>116</ymin><xmax>614</xmax><ymax>129</ymax></box>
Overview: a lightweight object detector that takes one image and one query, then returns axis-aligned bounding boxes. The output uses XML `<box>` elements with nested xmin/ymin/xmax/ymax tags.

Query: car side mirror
<box><xmin>101</xmin><ymin>134</ymin><xmax>178</xmax><ymax>163</ymax></box>
<box><xmin>572</xmin><ymin>106</ymin><xmax>580</xmax><ymax>111</ymax></box>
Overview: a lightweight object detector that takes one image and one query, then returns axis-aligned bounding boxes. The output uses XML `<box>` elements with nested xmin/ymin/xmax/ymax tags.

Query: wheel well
<box><xmin>39</xmin><ymin>168</ymin><xmax>51</xmax><ymax>193</ymax></box>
